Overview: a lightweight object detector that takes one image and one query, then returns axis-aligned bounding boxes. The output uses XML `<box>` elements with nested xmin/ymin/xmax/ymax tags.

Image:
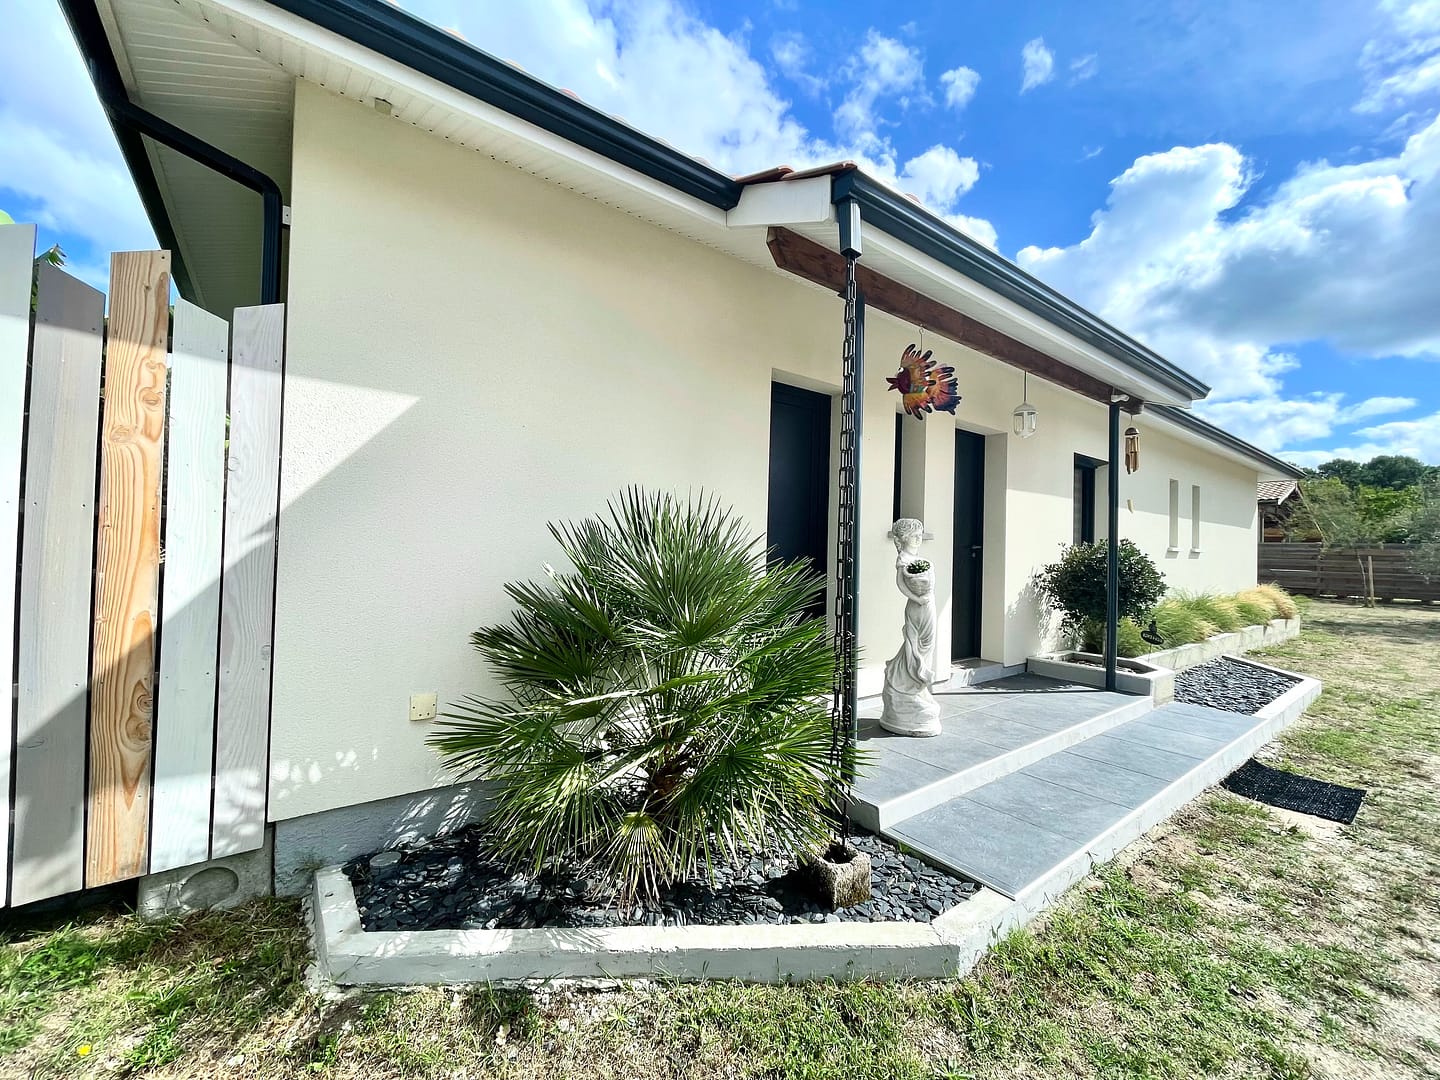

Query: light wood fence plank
<box><xmin>0</xmin><ymin>223</ymin><xmax>37</xmax><ymax>907</ymax></box>
<box><xmin>12</xmin><ymin>264</ymin><xmax>104</xmax><ymax>905</ymax></box>
<box><xmin>151</xmin><ymin>301</ymin><xmax>229</xmax><ymax>873</ymax></box>
<box><xmin>212</xmin><ymin>304</ymin><xmax>284</xmax><ymax>858</ymax></box>
<box><xmin>87</xmin><ymin>250</ymin><xmax>170</xmax><ymax>887</ymax></box>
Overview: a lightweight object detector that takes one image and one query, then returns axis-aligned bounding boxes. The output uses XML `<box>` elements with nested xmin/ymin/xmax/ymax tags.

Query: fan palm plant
<box><xmin>429</xmin><ymin>489</ymin><xmax>851</xmax><ymax>906</ymax></box>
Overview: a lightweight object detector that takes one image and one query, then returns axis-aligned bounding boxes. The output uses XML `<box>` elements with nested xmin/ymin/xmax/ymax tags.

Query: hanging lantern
<box><xmin>1124</xmin><ymin>425</ymin><xmax>1141</xmax><ymax>473</ymax></box>
<box><xmin>1012</xmin><ymin>372</ymin><xmax>1038</xmax><ymax>438</ymax></box>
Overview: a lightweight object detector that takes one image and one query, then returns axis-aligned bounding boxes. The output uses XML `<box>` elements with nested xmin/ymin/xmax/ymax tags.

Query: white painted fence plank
<box><xmin>151</xmin><ymin>300</ymin><xmax>229</xmax><ymax>873</ymax></box>
<box><xmin>213</xmin><ymin>304</ymin><xmax>284</xmax><ymax>858</ymax></box>
<box><xmin>0</xmin><ymin>224</ymin><xmax>36</xmax><ymax>907</ymax></box>
<box><xmin>11</xmin><ymin>264</ymin><xmax>105</xmax><ymax>905</ymax></box>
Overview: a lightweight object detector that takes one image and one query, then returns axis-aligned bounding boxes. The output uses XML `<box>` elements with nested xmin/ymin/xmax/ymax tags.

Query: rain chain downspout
<box><xmin>832</xmin><ymin>197</ymin><xmax>864</xmax><ymax>775</ymax></box>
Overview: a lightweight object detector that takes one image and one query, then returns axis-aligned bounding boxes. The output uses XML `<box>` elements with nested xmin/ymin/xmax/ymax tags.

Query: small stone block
<box><xmin>806</xmin><ymin>846</ymin><xmax>872</xmax><ymax>910</ymax></box>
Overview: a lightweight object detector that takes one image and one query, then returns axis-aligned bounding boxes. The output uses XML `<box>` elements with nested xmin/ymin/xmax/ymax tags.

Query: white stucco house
<box><xmin>63</xmin><ymin>0</ymin><xmax>1302</xmax><ymax>892</ymax></box>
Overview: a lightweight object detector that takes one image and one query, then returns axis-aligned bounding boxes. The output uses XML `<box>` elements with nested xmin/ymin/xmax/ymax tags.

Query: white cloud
<box><xmin>939</xmin><ymin>65</ymin><xmax>980</xmax><ymax>110</ymax></box>
<box><xmin>834</xmin><ymin>30</ymin><xmax>926</xmax><ymax>151</ymax></box>
<box><xmin>1195</xmin><ymin>394</ymin><xmax>1418</xmax><ymax>453</ymax></box>
<box><xmin>899</xmin><ymin>145</ymin><xmax>980</xmax><ymax>208</ymax></box>
<box><xmin>1069</xmin><ymin>53</ymin><xmax>1099</xmax><ymax>83</ymax></box>
<box><xmin>1285</xmin><ymin>411</ymin><xmax>1440</xmax><ymax>465</ymax></box>
<box><xmin>1357</xmin><ymin>0</ymin><xmax>1440</xmax><ymax>112</ymax></box>
<box><xmin>1338</xmin><ymin>395</ymin><xmax>1418</xmax><ymax>422</ymax></box>
<box><xmin>1021</xmin><ymin>38</ymin><xmax>1055</xmax><ymax>92</ymax></box>
<box><xmin>409</xmin><ymin>3</ymin><xmax>993</xmax><ymax>233</ymax></box>
<box><xmin>0</xmin><ymin>2</ymin><xmax>152</xmax><ymax>252</ymax></box>
<box><xmin>770</xmin><ymin>30</ymin><xmax>825</xmax><ymax>96</ymax></box>
<box><xmin>1018</xmin><ymin>117</ymin><xmax>1440</xmax><ymax>411</ymax></box>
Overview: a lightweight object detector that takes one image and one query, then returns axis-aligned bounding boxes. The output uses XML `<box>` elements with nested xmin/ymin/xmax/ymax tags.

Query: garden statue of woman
<box><xmin>881</xmin><ymin>518</ymin><xmax>942</xmax><ymax>737</ymax></box>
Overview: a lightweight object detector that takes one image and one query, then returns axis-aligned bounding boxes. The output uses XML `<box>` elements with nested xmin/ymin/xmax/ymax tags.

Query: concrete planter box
<box><xmin>1027</xmin><ymin>617</ymin><xmax>1302</xmax><ymax>701</ymax></box>
<box><xmin>1139</xmin><ymin>617</ymin><xmax>1300</xmax><ymax>673</ymax></box>
<box><xmin>1026</xmin><ymin>653</ymin><xmax>1175</xmax><ymax>702</ymax></box>
<box><xmin>311</xmin><ymin>866</ymin><xmax>1019</xmax><ymax>987</ymax></box>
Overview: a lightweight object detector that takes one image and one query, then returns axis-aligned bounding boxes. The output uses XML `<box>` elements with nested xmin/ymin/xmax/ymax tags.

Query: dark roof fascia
<box><xmin>266</xmin><ymin>0</ymin><xmax>746</xmax><ymax>210</ymax></box>
<box><xmin>1149</xmin><ymin>404</ymin><xmax>1306</xmax><ymax>479</ymax></box>
<box><xmin>58</xmin><ymin>0</ymin><xmax>197</xmax><ymax>300</ymax></box>
<box><xmin>830</xmin><ymin>170</ymin><xmax>1211</xmax><ymax>403</ymax></box>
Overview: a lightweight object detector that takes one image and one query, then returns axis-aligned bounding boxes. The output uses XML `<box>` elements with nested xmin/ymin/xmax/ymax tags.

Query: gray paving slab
<box><xmin>1024</xmin><ymin>750</ymin><xmax>1173</xmax><ymax>808</ymax></box>
<box><xmin>851</xmin><ymin>752</ymin><xmax>953</xmax><ymax>804</ymax></box>
<box><xmin>1063</xmin><ymin>732</ymin><xmax>1204</xmax><ymax>779</ymax></box>
<box><xmin>1109</xmin><ymin>717</ymin><xmax>1229</xmax><ymax>759</ymax></box>
<box><xmin>1144</xmin><ymin>703</ymin><xmax>1258</xmax><ymax>742</ymax></box>
<box><xmin>864</xmin><ymin>729</ymin><xmax>1010</xmax><ymax>775</ymax></box>
<box><xmin>888</xmin><ymin>797</ymin><xmax>1078</xmax><ymax>898</ymax></box>
<box><xmin>963</xmin><ymin>772</ymin><xmax>1133</xmax><ymax>844</ymax></box>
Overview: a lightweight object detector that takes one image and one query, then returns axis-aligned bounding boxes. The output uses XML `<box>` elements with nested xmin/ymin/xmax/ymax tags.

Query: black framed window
<box><xmin>1074</xmin><ymin>454</ymin><xmax>1101</xmax><ymax>545</ymax></box>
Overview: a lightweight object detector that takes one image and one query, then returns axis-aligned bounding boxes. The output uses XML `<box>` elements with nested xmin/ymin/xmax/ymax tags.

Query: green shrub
<box><xmin>1173</xmin><ymin>591</ymin><xmax>1244</xmax><ymax>634</ymax></box>
<box><xmin>429</xmin><ymin>489</ymin><xmax>849</xmax><ymax>905</ymax></box>
<box><xmin>1036</xmin><ymin>540</ymin><xmax>1168</xmax><ymax>651</ymax></box>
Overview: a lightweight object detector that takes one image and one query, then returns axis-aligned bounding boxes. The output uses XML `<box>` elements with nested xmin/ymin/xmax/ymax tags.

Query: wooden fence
<box><xmin>1</xmin><ymin>222</ymin><xmax>283</xmax><ymax>908</ymax></box>
<box><xmin>1259</xmin><ymin>542</ymin><xmax>1440</xmax><ymax>603</ymax></box>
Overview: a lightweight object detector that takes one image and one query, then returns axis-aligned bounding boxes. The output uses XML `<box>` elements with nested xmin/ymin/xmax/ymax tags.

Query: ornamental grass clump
<box><xmin>1174</xmin><ymin>591</ymin><xmax>1245</xmax><ymax>634</ymax></box>
<box><xmin>1255</xmin><ymin>582</ymin><xmax>1300</xmax><ymax>619</ymax></box>
<box><xmin>429</xmin><ymin>489</ymin><xmax>850</xmax><ymax>906</ymax></box>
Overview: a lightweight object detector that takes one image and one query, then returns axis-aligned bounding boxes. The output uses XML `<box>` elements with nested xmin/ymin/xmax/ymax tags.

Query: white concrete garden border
<box><xmin>312</xmin><ymin>866</ymin><xmax>1020</xmax><ymax>986</ymax></box>
<box><xmin>1027</xmin><ymin>616</ymin><xmax>1302</xmax><ymax>702</ymax></box>
<box><xmin>1142</xmin><ymin>616</ymin><xmax>1301</xmax><ymax>672</ymax></box>
<box><xmin>309</xmin><ymin>651</ymin><xmax>1323</xmax><ymax>990</ymax></box>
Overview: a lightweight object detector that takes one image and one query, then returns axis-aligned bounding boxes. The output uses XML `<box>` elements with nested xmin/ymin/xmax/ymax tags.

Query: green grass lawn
<box><xmin>4</xmin><ymin>600</ymin><xmax>1438</xmax><ymax>1079</ymax></box>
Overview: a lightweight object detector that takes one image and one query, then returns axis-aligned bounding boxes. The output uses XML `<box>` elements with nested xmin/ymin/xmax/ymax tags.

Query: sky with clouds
<box><xmin>3</xmin><ymin>0</ymin><xmax>1439</xmax><ymax>467</ymax></box>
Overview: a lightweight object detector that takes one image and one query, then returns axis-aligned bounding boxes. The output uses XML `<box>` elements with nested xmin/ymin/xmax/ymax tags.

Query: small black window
<box><xmin>1073</xmin><ymin>455</ymin><xmax>1099</xmax><ymax>545</ymax></box>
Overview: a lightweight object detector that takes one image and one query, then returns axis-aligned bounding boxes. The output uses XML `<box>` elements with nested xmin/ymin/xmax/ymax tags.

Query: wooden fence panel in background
<box><xmin>212</xmin><ymin>303</ymin><xmax>284</xmax><ymax>858</ymax></box>
<box><xmin>151</xmin><ymin>300</ymin><xmax>230</xmax><ymax>873</ymax></box>
<box><xmin>1259</xmin><ymin>542</ymin><xmax>1440</xmax><ymax>602</ymax></box>
<box><xmin>87</xmin><ymin>250</ymin><xmax>171</xmax><ymax>887</ymax></box>
<box><xmin>12</xmin><ymin>265</ymin><xmax>105</xmax><ymax>905</ymax></box>
<box><xmin>0</xmin><ymin>223</ymin><xmax>37</xmax><ymax>906</ymax></box>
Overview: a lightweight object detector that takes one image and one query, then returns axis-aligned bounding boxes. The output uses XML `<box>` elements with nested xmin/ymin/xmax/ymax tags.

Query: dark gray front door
<box><xmin>768</xmin><ymin>382</ymin><xmax>831</xmax><ymax>618</ymax></box>
<box><xmin>952</xmin><ymin>430</ymin><xmax>985</xmax><ymax>658</ymax></box>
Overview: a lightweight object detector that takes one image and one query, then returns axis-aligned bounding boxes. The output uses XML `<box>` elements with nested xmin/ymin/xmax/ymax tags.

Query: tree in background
<box><xmin>1307</xmin><ymin>455</ymin><xmax>1439</xmax><ymax>492</ymax></box>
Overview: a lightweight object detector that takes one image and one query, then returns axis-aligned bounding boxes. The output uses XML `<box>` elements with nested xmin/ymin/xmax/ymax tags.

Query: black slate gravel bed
<box><xmin>1173</xmin><ymin>655</ymin><xmax>1299</xmax><ymax>715</ymax></box>
<box><xmin>343</xmin><ymin>827</ymin><xmax>978</xmax><ymax>932</ymax></box>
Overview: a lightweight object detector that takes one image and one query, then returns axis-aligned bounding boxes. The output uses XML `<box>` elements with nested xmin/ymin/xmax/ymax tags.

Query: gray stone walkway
<box><xmin>852</xmin><ymin>674</ymin><xmax>1284</xmax><ymax>900</ymax></box>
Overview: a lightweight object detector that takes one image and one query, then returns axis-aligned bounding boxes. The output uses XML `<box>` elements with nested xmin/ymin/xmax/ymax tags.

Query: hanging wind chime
<box><xmin>1124</xmin><ymin>424</ymin><xmax>1141</xmax><ymax>473</ymax></box>
<box><xmin>886</xmin><ymin>329</ymin><xmax>961</xmax><ymax>418</ymax></box>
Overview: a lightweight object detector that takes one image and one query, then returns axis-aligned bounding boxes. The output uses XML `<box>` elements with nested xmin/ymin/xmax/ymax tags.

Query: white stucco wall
<box><xmin>271</xmin><ymin>81</ymin><xmax>1262</xmax><ymax>822</ymax></box>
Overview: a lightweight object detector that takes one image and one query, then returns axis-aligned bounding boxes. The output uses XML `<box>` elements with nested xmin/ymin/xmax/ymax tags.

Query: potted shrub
<box><xmin>429</xmin><ymin>489</ymin><xmax>858</xmax><ymax>909</ymax></box>
<box><xmin>1035</xmin><ymin>540</ymin><xmax>1167</xmax><ymax>656</ymax></box>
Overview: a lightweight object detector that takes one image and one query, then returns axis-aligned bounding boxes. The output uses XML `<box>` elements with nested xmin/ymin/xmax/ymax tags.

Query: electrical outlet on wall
<box><xmin>409</xmin><ymin>692</ymin><xmax>438</xmax><ymax>722</ymax></box>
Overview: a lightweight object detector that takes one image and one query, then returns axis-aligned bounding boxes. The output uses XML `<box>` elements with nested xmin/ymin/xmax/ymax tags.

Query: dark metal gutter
<box><xmin>266</xmin><ymin>0</ymin><xmax>746</xmax><ymax>211</ymax></box>
<box><xmin>58</xmin><ymin>0</ymin><xmax>285</xmax><ymax>306</ymax></box>
<box><xmin>830</xmin><ymin>171</ymin><xmax>1211</xmax><ymax>404</ymax></box>
<box><xmin>1148</xmin><ymin>404</ymin><xmax>1306</xmax><ymax>479</ymax></box>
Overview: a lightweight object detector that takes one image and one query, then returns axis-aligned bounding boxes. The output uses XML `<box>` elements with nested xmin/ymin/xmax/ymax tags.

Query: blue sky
<box><xmin>4</xmin><ymin>0</ymin><xmax>1439</xmax><ymax>465</ymax></box>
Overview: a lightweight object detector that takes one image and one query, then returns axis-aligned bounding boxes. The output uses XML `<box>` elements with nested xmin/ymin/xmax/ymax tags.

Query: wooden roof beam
<box><xmin>766</xmin><ymin>226</ymin><xmax>1118</xmax><ymax>406</ymax></box>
